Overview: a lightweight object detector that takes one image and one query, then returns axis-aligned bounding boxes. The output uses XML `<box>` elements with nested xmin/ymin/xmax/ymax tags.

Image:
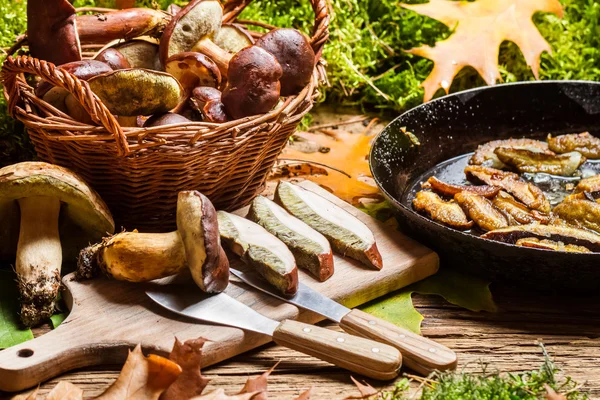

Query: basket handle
<box><xmin>1</xmin><ymin>55</ymin><xmax>130</xmax><ymax>156</ymax></box>
<box><xmin>223</xmin><ymin>0</ymin><xmax>330</xmax><ymax>61</ymax></box>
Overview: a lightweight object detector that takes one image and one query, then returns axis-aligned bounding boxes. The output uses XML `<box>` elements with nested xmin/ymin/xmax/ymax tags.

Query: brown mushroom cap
<box><xmin>222</xmin><ymin>46</ymin><xmax>282</xmax><ymax>120</ymax></box>
<box><xmin>256</xmin><ymin>28</ymin><xmax>315</xmax><ymax>96</ymax></box>
<box><xmin>88</xmin><ymin>69</ymin><xmax>184</xmax><ymax>116</ymax></box>
<box><xmin>94</xmin><ymin>48</ymin><xmax>131</xmax><ymax>70</ymax></box>
<box><xmin>0</xmin><ymin>162</ymin><xmax>115</xmax><ymax>260</ymax></box>
<box><xmin>28</xmin><ymin>0</ymin><xmax>81</xmax><ymax>65</ymax></box>
<box><xmin>159</xmin><ymin>0</ymin><xmax>223</xmax><ymax>66</ymax></box>
<box><xmin>190</xmin><ymin>86</ymin><xmax>228</xmax><ymax>123</ymax></box>
<box><xmin>144</xmin><ymin>112</ymin><xmax>191</xmax><ymax>127</ymax></box>
<box><xmin>36</xmin><ymin>60</ymin><xmax>113</xmax><ymax>99</ymax></box>
<box><xmin>214</xmin><ymin>24</ymin><xmax>254</xmax><ymax>53</ymax></box>
<box><xmin>112</xmin><ymin>37</ymin><xmax>162</xmax><ymax>70</ymax></box>
<box><xmin>165</xmin><ymin>52</ymin><xmax>221</xmax><ymax>95</ymax></box>
<box><xmin>176</xmin><ymin>190</ymin><xmax>229</xmax><ymax>293</ymax></box>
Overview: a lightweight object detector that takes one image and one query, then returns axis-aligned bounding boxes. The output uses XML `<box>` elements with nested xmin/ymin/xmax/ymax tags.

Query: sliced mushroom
<box><xmin>214</xmin><ymin>24</ymin><xmax>254</xmax><ymax>53</ymax></box>
<box><xmin>165</xmin><ymin>52</ymin><xmax>221</xmax><ymax>96</ymax></box>
<box><xmin>88</xmin><ymin>69</ymin><xmax>184</xmax><ymax>126</ymax></box>
<box><xmin>222</xmin><ymin>46</ymin><xmax>282</xmax><ymax>120</ymax></box>
<box><xmin>144</xmin><ymin>112</ymin><xmax>191</xmax><ymax>127</ymax></box>
<box><xmin>424</xmin><ymin>176</ymin><xmax>500</xmax><ymax>198</ymax></box>
<box><xmin>77</xmin><ymin>8</ymin><xmax>168</xmax><ymax>44</ymax></box>
<box><xmin>190</xmin><ymin>86</ymin><xmax>228</xmax><ymax>123</ymax></box>
<box><xmin>413</xmin><ymin>190</ymin><xmax>473</xmax><ymax>231</ymax></box>
<box><xmin>78</xmin><ymin>190</ymin><xmax>229</xmax><ymax>294</ymax></box>
<box><xmin>547</xmin><ymin>132</ymin><xmax>600</xmax><ymax>159</ymax></box>
<box><xmin>554</xmin><ymin>198</ymin><xmax>600</xmax><ymax>234</ymax></box>
<box><xmin>256</xmin><ymin>28</ymin><xmax>316</xmax><ymax>96</ymax></box>
<box><xmin>159</xmin><ymin>0</ymin><xmax>223</xmax><ymax>66</ymax></box>
<box><xmin>515</xmin><ymin>238</ymin><xmax>592</xmax><ymax>253</ymax></box>
<box><xmin>0</xmin><ymin>162</ymin><xmax>114</xmax><ymax>326</ymax></box>
<box><xmin>94</xmin><ymin>48</ymin><xmax>131</xmax><ymax>70</ymax></box>
<box><xmin>469</xmin><ymin>138</ymin><xmax>551</xmax><ymax>169</ymax></box>
<box><xmin>494</xmin><ymin>148</ymin><xmax>585</xmax><ymax>176</ymax></box>
<box><xmin>275</xmin><ymin>181</ymin><xmax>383</xmax><ymax>270</ymax></box>
<box><xmin>454</xmin><ymin>191</ymin><xmax>508</xmax><ymax>232</ymax></box>
<box><xmin>28</xmin><ymin>0</ymin><xmax>81</xmax><ymax>65</ymax></box>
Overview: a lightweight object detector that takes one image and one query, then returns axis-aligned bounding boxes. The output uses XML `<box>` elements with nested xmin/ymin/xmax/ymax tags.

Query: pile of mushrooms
<box><xmin>31</xmin><ymin>0</ymin><xmax>316</xmax><ymax>126</ymax></box>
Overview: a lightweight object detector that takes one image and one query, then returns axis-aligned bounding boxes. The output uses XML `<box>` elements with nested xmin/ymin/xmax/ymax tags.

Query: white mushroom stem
<box><xmin>16</xmin><ymin>196</ymin><xmax>62</xmax><ymax>327</ymax></box>
<box><xmin>192</xmin><ymin>38</ymin><xmax>232</xmax><ymax>76</ymax></box>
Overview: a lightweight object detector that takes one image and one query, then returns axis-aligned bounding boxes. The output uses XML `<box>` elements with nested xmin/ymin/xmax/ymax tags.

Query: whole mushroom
<box><xmin>143</xmin><ymin>112</ymin><xmax>191</xmax><ymax>127</ymax></box>
<box><xmin>94</xmin><ymin>48</ymin><xmax>131</xmax><ymax>70</ymax></box>
<box><xmin>165</xmin><ymin>52</ymin><xmax>221</xmax><ymax>97</ymax></box>
<box><xmin>78</xmin><ymin>190</ymin><xmax>229</xmax><ymax>294</ymax></box>
<box><xmin>0</xmin><ymin>162</ymin><xmax>114</xmax><ymax>326</ymax></box>
<box><xmin>190</xmin><ymin>86</ymin><xmax>228</xmax><ymax>123</ymax></box>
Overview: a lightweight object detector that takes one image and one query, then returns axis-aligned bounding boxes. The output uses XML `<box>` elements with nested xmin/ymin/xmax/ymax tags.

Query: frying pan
<box><xmin>370</xmin><ymin>81</ymin><xmax>600</xmax><ymax>291</ymax></box>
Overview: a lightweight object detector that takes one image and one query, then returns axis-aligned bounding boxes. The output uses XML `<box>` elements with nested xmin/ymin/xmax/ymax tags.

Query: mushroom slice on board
<box><xmin>465</xmin><ymin>166</ymin><xmax>551</xmax><ymax>213</ymax></box>
<box><xmin>481</xmin><ymin>224</ymin><xmax>600</xmax><ymax>252</ymax></box>
<box><xmin>159</xmin><ymin>0</ymin><xmax>223</xmax><ymax>66</ymax></box>
<box><xmin>247</xmin><ymin>196</ymin><xmax>334</xmax><ymax>282</ymax></box>
<box><xmin>275</xmin><ymin>181</ymin><xmax>383</xmax><ymax>270</ymax></box>
<box><xmin>515</xmin><ymin>238</ymin><xmax>592</xmax><ymax>253</ymax></box>
<box><xmin>494</xmin><ymin>147</ymin><xmax>586</xmax><ymax>176</ymax></box>
<box><xmin>256</xmin><ymin>28</ymin><xmax>316</xmax><ymax>96</ymax></box>
<box><xmin>548</xmin><ymin>132</ymin><xmax>600</xmax><ymax>159</ymax></box>
<box><xmin>454</xmin><ymin>191</ymin><xmax>508</xmax><ymax>232</ymax></box>
<box><xmin>217</xmin><ymin>211</ymin><xmax>298</xmax><ymax>296</ymax></box>
<box><xmin>423</xmin><ymin>176</ymin><xmax>500</xmax><ymax>198</ymax></box>
<box><xmin>28</xmin><ymin>0</ymin><xmax>81</xmax><ymax>65</ymax></box>
<box><xmin>88</xmin><ymin>68</ymin><xmax>184</xmax><ymax>126</ymax></box>
<box><xmin>165</xmin><ymin>52</ymin><xmax>221</xmax><ymax>96</ymax></box>
<box><xmin>413</xmin><ymin>190</ymin><xmax>474</xmax><ymax>231</ymax></box>
<box><xmin>554</xmin><ymin>198</ymin><xmax>600</xmax><ymax>234</ymax></box>
<box><xmin>0</xmin><ymin>162</ymin><xmax>114</xmax><ymax>327</ymax></box>
<box><xmin>469</xmin><ymin>138</ymin><xmax>551</xmax><ymax>169</ymax></box>
<box><xmin>78</xmin><ymin>190</ymin><xmax>229</xmax><ymax>293</ymax></box>
<box><xmin>222</xmin><ymin>46</ymin><xmax>282</xmax><ymax>120</ymax></box>
<box><xmin>94</xmin><ymin>48</ymin><xmax>131</xmax><ymax>70</ymax></box>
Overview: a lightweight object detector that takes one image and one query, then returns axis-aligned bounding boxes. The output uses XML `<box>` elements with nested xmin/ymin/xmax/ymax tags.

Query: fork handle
<box><xmin>340</xmin><ymin>309</ymin><xmax>457</xmax><ymax>375</ymax></box>
<box><xmin>272</xmin><ymin>319</ymin><xmax>401</xmax><ymax>380</ymax></box>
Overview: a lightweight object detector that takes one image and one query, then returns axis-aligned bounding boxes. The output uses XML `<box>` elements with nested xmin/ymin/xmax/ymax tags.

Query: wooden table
<box><xmin>14</xmin><ymin>283</ymin><xmax>599</xmax><ymax>399</ymax></box>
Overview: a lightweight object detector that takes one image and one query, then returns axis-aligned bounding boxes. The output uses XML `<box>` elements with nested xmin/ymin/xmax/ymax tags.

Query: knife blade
<box><xmin>230</xmin><ymin>267</ymin><xmax>457</xmax><ymax>374</ymax></box>
<box><xmin>146</xmin><ymin>285</ymin><xmax>401</xmax><ymax>380</ymax></box>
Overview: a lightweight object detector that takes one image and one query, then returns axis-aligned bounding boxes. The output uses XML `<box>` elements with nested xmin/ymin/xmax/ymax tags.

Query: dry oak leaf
<box><xmin>238</xmin><ymin>363</ymin><xmax>278</xmax><ymax>400</ymax></box>
<box><xmin>293</xmin><ymin>389</ymin><xmax>313</xmax><ymax>400</ymax></box>
<box><xmin>46</xmin><ymin>381</ymin><xmax>83</xmax><ymax>400</ymax></box>
<box><xmin>160</xmin><ymin>337</ymin><xmax>211</xmax><ymax>400</ymax></box>
<box><xmin>402</xmin><ymin>0</ymin><xmax>564</xmax><ymax>101</ymax></box>
<box><xmin>279</xmin><ymin>129</ymin><xmax>381</xmax><ymax>205</ymax></box>
<box><xmin>10</xmin><ymin>387</ymin><xmax>39</xmax><ymax>400</ymax></box>
<box><xmin>344</xmin><ymin>377</ymin><xmax>379</xmax><ymax>399</ymax></box>
<box><xmin>190</xmin><ymin>389</ymin><xmax>261</xmax><ymax>400</ymax></box>
<box><xmin>96</xmin><ymin>344</ymin><xmax>182</xmax><ymax>400</ymax></box>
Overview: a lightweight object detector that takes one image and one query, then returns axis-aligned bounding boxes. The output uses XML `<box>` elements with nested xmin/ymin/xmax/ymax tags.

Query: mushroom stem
<box><xmin>16</xmin><ymin>196</ymin><xmax>62</xmax><ymax>327</ymax></box>
<box><xmin>192</xmin><ymin>38</ymin><xmax>232</xmax><ymax>76</ymax></box>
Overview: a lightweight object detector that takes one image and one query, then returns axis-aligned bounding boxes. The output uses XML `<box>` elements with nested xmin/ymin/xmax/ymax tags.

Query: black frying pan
<box><xmin>369</xmin><ymin>81</ymin><xmax>600</xmax><ymax>291</ymax></box>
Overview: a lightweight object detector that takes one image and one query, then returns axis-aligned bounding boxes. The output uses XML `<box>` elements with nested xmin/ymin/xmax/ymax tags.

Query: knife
<box><xmin>146</xmin><ymin>285</ymin><xmax>401</xmax><ymax>380</ymax></box>
<box><xmin>229</xmin><ymin>267</ymin><xmax>457</xmax><ymax>375</ymax></box>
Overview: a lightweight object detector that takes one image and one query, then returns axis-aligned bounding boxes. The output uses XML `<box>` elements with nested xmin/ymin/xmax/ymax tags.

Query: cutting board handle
<box><xmin>0</xmin><ymin>318</ymin><xmax>131</xmax><ymax>393</ymax></box>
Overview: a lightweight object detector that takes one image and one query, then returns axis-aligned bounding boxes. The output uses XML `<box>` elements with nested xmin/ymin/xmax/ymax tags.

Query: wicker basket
<box><xmin>1</xmin><ymin>0</ymin><xmax>329</xmax><ymax>232</ymax></box>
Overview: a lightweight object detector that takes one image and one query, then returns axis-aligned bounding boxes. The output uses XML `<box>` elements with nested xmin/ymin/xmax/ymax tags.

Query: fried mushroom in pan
<box><xmin>413</xmin><ymin>191</ymin><xmax>473</xmax><ymax>230</ymax></box>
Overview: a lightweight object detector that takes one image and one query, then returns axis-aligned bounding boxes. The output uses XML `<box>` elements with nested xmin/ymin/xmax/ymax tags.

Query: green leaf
<box><xmin>50</xmin><ymin>313</ymin><xmax>67</xmax><ymax>329</ymax></box>
<box><xmin>0</xmin><ymin>270</ymin><xmax>33</xmax><ymax>349</ymax></box>
<box><xmin>360</xmin><ymin>268</ymin><xmax>497</xmax><ymax>334</ymax></box>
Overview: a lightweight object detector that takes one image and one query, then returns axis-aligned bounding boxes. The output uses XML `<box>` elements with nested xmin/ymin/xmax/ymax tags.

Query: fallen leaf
<box><xmin>270</xmin><ymin>162</ymin><xmax>328</xmax><ymax>180</ymax></box>
<box><xmin>0</xmin><ymin>270</ymin><xmax>33</xmax><ymax>349</ymax></box>
<box><xmin>293</xmin><ymin>389</ymin><xmax>313</xmax><ymax>400</ymax></box>
<box><xmin>160</xmin><ymin>337</ymin><xmax>210</xmax><ymax>400</ymax></box>
<box><xmin>190</xmin><ymin>389</ymin><xmax>261</xmax><ymax>400</ymax></box>
<box><xmin>361</xmin><ymin>268</ymin><xmax>497</xmax><ymax>334</ymax></box>
<box><xmin>344</xmin><ymin>377</ymin><xmax>379</xmax><ymax>399</ymax></box>
<box><xmin>403</xmin><ymin>0</ymin><xmax>564</xmax><ymax>101</ymax></box>
<box><xmin>279</xmin><ymin>124</ymin><xmax>382</xmax><ymax>205</ymax></box>
<box><xmin>96</xmin><ymin>344</ymin><xmax>181</xmax><ymax>400</ymax></box>
<box><xmin>238</xmin><ymin>363</ymin><xmax>278</xmax><ymax>400</ymax></box>
<box><xmin>10</xmin><ymin>387</ymin><xmax>39</xmax><ymax>400</ymax></box>
<box><xmin>545</xmin><ymin>384</ymin><xmax>568</xmax><ymax>400</ymax></box>
<box><xmin>46</xmin><ymin>381</ymin><xmax>83</xmax><ymax>400</ymax></box>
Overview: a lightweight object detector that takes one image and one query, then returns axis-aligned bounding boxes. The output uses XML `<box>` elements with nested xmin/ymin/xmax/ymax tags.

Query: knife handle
<box><xmin>272</xmin><ymin>319</ymin><xmax>401</xmax><ymax>380</ymax></box>
<box><xmin>339</xmin><ymin>309</ymin><xmax>457</xmax><ymax>375</ymax></box>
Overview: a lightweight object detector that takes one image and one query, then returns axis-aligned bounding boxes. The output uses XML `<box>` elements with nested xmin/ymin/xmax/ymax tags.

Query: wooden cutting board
<box><xmin>0</xmin><ymin>182</ymin><xmax>438</xmax><ymax>392</ymax></box>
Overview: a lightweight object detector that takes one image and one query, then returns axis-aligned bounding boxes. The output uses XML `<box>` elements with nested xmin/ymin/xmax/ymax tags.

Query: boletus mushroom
<box><xmin>192</xmin><ymin>24</ymin><xmax>254</xmax><ymax>77</ymax></box>
<box><xmin>190</xmin><ymin>86</ymin><xmax>228</xmax><ymax>123</ymax></box>
<box><xmin>0</xmin><ymin>162</ymin><xmax>114</xmax><ymax>327</ymax></box>
<box><xmin>77</xmin><ymin>190</ymin><xmax>229</xmax><ymax>294</ymax></box>
<box><xmin>143</xmin><ymin>112</ymin><xmax>191</xmax><ymax>127</ymax></box>
<box><xmin>107</xmin><ymin>37</ymin><xmax>163</xmax><ymax>70</ymax></box>
<box><xmin>28</xmin><ymin>0</ymin><xmax>81</xmax><ymax>65</ymax></box>
<box><xmin>222</xmin><ymin>46</ymin><xmax>283</xmax><ymax>120</ymax></box>
<box><xmin>255</xmin><ymin>28</ymin><xmax>316</xmax><ymax>96</ymax></box>
<box><xmin>94</xmin><ymin>48</ymin><xmax>131</xmax><ymax>70</ymax></box>
<box><xmin>165</xmin><ymin>52</ymin><xmax>221</xmax><ymax>97</ymax></box>
<box><xmin>88</xmin><ymin>68</ymin><xmax>184</xmax><ymax>126</ymax></box>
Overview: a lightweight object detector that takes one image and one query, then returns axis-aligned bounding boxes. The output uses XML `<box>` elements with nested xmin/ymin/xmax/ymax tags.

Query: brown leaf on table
<box><xmin>161</xmin><ymin>337</ymin><xmax>211</xmax><ymax>400</ymax></box>
<box><xmin>238</xmin><ymin>363</ymin><xmax>278</xmax><ymax>400</ymax></box>
<box><xmin>190</xmin><ymin>389</ymin><xmax>261</xmax><ymax>400</ymax></box>
<box><xmin>402</xmin><ymin>0</ymin><xmax>563</xmax><ymax>101</ymax></box>
<box><xmin>279</xmin><ymin>122</ymin><xmax>382</xmax><ymax>205</ymax></box>
<box><xmin>344</xmin><ymin>377</ymin><xmax>379</xmax><ymax>399</ymax></box>
<box><xmin>544</xmin><ymin>384</ymin><xmax>568</xmax><ymax>400</ymax></box>
<box><xmin>96</xmin><ymin>344</ymin><xmax>182</xmax><ymax>400</ymax></box>
<box><xmin>11</xmin><ymin>387</ymin><xmax>39</xmax><ymax>400</ymax></box>
<box><xmin>46</xmin><ymin>381</ymin><xmax>83</xmax><ymax>400</ymax></box>
<box><xmin>293</xmin><ymin>389</ymin><xmax>313</xmax><ymax>400</ymax></box>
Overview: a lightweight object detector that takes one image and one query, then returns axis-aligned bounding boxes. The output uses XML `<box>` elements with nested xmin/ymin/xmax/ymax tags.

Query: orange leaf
<box><xmin>190</xmin><ymin>389</ymin><xmax>261</xmax><ymax>400</ymax></box>
<box><xmin>161</xmin><ymin>337</ymin><xmax>211</xmax><ymax>400</ymax></box>
<box><xmin>293</xmin><ymin>388</ymin><xmax>313</xmax><ymax>400</ymax></box>
<box><xmin>344</xmin><ymin>377</ymin><xmax>379</xmax><ymax>399</ymax></box>
<box><xmin>46</xmin><ymin>381</ymin><xmax>83</xmax><ymax>400</ymax></box>
<box><xmin>96</xmin><ymin>344</ymin><xmax>182</xmax><ymax>400</ymax></box>
<box><xmin>10</xmin><ymin>387</ymin><xmax>39</xmax><ymax>400</ymax></box>
<box><xmin>238</xmin><ymin>363</ymin><xmax>278</xmax><ymax>400</ymax></box>
<box><xmin>279</xmin><ymin>129</ymin><xmax>382</xmax><ymax>205</ymax></box>
<box><xmin>402</xmin><ymin>0</ymin><xmax>564</xmax><ymax>101</ymax></box>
